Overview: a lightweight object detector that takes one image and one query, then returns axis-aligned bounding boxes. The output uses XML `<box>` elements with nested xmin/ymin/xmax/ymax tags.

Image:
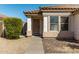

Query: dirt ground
<box><xmin>0</xmin><ymin>36</ymin><xmax>44</xmax><ymax>54</ymax></box>
<box><xmin>0</xmin><ymin>36</ymin><xmax>79</xmax><ymax>54</ymax></box>
<box><xmin>42</xmin><ymin>38</ymin><xmax>79</xmax><ymax>53</ymax></box>
<box><xmin>0</xmin><ymin>37</ymin><xmax>31</xmax><ymax>54</ymax></box>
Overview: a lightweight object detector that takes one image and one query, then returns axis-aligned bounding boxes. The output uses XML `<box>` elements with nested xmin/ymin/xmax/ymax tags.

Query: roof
<box><xmin>24</xmin><ymin>10</ymin><xmax>42</xmax><ymax>16</ymax></box>
<box><xmin>24</xmin><ymin>4</ymin><xmax>79</xmax><ymax>16</ymax></box>
<box><xmin>40</xmin><ymin>4</ymin><xmax>79</xmax><ymax>9</ymax></box>
<box><xmin>40</xmin><ymin>4</ymin><xmax>79</xmax><ymax>12</ymax></box>
<box><xmin>24</xmin><ymin>10</ymin><xmax>40</xmax><ymax>14</ymax></box>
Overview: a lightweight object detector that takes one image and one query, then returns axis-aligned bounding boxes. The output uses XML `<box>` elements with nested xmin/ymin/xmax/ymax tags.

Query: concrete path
<box><xmin>24</xmin><ymin>36</ymin><xmax>44</xmax><ymax>54</ymax></box>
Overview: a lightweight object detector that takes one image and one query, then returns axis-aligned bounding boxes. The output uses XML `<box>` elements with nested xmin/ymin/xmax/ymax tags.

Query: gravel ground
<box><xmin>42</xmin><ymin>38</ymin><xmax>79</xmax><ymax>53</ymax></box>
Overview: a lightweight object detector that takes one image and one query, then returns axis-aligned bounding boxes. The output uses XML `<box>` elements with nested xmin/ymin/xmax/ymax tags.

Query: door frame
<box><xmin>32</xmin><ymin>19</ymin><xmax>40</xmax><ymax>36</ymax></box>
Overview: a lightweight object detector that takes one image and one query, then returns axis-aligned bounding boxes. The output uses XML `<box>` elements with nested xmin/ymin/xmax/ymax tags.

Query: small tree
<box><xmin>4</xmin><ymin>17</ymin><xmax>22</xmax><ymax>39</ymax></box>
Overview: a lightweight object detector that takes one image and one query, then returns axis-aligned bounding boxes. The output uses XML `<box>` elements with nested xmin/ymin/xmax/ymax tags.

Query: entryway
<box><xmin>32</xmin><ymin>19</ymin><xmax>40</xmax><ymax>36</ymax></box>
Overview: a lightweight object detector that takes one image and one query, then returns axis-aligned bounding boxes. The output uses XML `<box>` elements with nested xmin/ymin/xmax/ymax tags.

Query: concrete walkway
<box><xmin>25</xmin><ymin>36</ymin><xmax>44</xmax><ymax>54</ymax></box>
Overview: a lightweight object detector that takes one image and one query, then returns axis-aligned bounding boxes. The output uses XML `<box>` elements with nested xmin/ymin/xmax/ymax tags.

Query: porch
<box><xmin>26</xmin><ymin>15</ymin><xmax>43</xmax><ymax>37</ymax></box>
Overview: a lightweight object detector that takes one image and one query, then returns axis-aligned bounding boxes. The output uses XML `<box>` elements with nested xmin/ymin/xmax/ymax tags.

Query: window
<box><xmin>61</xmin><ymin>17</ymin><xmax>68</xmax><ymax>31</ymax></box>
<box><xmin>50</xmin><ymin>16</ymin><xmax>59</xmax><ymax>31</ymax></box>
<box><xmin>50</xmin><ymin>16</ymin><xmax>69</xmax><ymax>31</ymax></box>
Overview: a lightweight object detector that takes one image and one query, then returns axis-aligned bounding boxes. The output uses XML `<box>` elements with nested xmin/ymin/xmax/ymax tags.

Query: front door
<box><xmin>32</xmin><ymin>19</ymin><xmax>40</xmax><ymax>36</ymax></box>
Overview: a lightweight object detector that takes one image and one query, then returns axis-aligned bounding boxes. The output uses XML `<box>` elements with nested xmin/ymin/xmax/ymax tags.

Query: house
<box><xmin>24</xmin><ymin>4</ymin><xmax>79</xmax><ymax>41</ymax></box>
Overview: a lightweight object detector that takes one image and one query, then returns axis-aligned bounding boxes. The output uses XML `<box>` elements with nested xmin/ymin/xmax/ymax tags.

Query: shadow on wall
<box><xmin>21</xmin><ymin>22</ymin><xmax>27</xmax><ymax>36</ymax></box>
<box><xmin>56</xmin><ymin>31</ymin><xmax>76</xmax><ymax>43</ymax></box>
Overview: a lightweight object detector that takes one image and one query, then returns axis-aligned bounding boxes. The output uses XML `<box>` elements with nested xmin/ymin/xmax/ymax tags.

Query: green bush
<box><xmin>4</xmin><ymin>17</ymin><xmax>22</xmax><ymax>39</ymax></box>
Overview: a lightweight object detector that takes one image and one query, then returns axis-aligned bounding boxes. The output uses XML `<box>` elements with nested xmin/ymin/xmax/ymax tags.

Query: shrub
<box><xmin>4</xmin><ymin>17</ymin><xmax>22</xmax><ymax>39</ymax></box>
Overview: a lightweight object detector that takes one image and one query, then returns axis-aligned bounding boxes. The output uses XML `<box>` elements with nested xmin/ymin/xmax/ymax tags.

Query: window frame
<box><xmin>50</xmin><ymin>16</ymin><xmax>69</xmax><ymax>32</ymax></box>
<box><xmin>50</xmin><ymin>16</ymin><xmax>59</xmax><ymax>31</ymax></box>
<box><xmin>60</xmin><ymin>16</ymin><xmax>69</xmax><ymax>31</ymax></box>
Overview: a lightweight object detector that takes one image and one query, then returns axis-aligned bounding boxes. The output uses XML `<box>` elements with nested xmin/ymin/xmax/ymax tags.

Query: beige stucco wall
<box><xmin>69</xmin><ymin>15</ymin><xmax>74</xmax><ymax>32</ymax></box>
<box><xmin>26</xmin><ymin>12</ymin><xmax>75</xmax><ymax>38</ymax></box>
<box><xmin>27</xmin><ymin>31</ymin><xmax>32</xmax><ymax>36</ymax></box>
<box><xmin>40</xmin><ymin>18</ymin><xmax>43</xmax><ymax>35</ymax></box>
<box><xmin>43</xmin><ymin>31</ymin><xmax>73</xmax><ymax>38</ymax></box>
<box><xmin>26</xmin><ymin>17</ymin><xmax>32</xmax><ymax>36</ymax></box>
<box><xmin>43</xmin><ymin>12</ymin><xmax>74</xmax><ymax>38</ymax></box>
<box><xmin>74</xmin><ymin>14</ymin><xmax>79</xmax><ymax>40</ymax></box>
